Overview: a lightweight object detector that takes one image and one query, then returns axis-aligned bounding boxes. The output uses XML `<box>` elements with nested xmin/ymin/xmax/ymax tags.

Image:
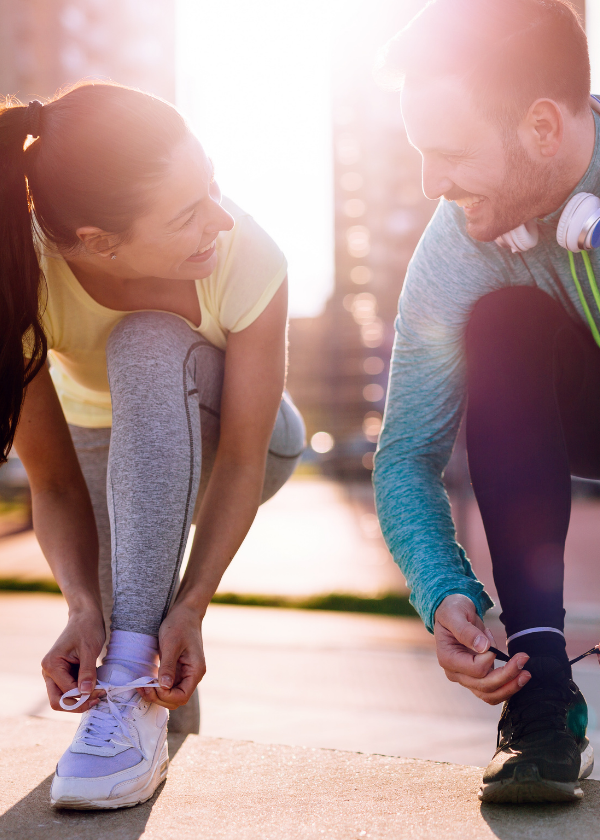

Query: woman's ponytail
<box><xmin>0</xmin><ymin>101</ymin><xmax>47</xmax><ymax>464</ymax></box>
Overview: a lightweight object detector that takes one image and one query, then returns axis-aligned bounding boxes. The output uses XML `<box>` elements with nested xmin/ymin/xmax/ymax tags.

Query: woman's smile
<box><xmin>185</xmin><ymin>238</ymin><xmax>217</xmax><ymax>263</ymax></box>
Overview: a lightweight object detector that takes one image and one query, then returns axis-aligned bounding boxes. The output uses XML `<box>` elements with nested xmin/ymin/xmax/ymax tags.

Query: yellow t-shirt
<box><xmin>39</xmin><ymin>198</ymin><xmax>287</xmax><ymax>428</ymax></box>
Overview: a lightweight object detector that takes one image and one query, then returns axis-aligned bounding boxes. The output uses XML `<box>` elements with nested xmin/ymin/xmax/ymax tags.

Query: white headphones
<box><xmin>496</xmin><ymin>192</ymin><xmax>600</xmax><ymax>254</ymax></box>
<box><xmin>496</xmin><ymin>95</ymin><xmax>600</xmax><ymax>255</ymax></box>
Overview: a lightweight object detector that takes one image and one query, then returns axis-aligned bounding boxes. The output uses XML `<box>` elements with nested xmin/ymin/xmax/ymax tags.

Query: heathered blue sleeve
<box><xmin>373</xmin><ymin>198</ymin><xmax>519</xmax><ymax>632</ymax></box>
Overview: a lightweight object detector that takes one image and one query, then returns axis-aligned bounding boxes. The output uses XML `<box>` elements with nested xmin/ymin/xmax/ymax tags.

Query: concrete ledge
<box><xmin>1</xmin><ymin>717</ymin><xmax>600</xmax><ymax>839</ymax></box>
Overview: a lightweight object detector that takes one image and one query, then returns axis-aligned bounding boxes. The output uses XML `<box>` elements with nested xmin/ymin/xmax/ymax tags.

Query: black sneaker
<box><xmin>479</xmin><ymin>656</ymin><xmax>594</xmax><ymax>803</ymax></box>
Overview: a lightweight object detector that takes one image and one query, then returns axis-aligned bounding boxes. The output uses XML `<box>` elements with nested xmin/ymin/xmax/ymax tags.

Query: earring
<box><xmin>110</xmin><ymin>253</ymin><xmax>117</xmax><ymax>260</ymax></box>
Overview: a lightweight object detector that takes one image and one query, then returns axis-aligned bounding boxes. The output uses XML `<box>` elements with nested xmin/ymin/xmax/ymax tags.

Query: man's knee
<box><xmin>466</xmin><ymin>286</ymin><xmax>560</xmax><ymax>359</ymax></box>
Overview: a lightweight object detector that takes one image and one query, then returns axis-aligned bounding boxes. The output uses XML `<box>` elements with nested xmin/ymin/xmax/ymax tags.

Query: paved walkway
<box><xmin>2</xmin><ymin>718</ymin><xmax>600</xmax><ymax>840</ymax></box>
<box><xmin>5</xmin><ymin>593</ymin><xmax>600</xmax><ymax>774</ymax></box>
<box><xmin>0</xmin><ymin>476</ymin><xmax>406</xmax><ymax>596</ymax></box>
<box><xmin>3</xmin><ymin>593</ymin><xmax>600</xmax><ymax>835</ymax></box>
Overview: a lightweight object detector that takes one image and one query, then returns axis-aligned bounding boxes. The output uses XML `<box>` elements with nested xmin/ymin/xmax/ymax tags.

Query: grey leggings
<box><xmin>69</xmin><ymin>312</ymin><xmax>305</xmax><ymax>638</ymax></box>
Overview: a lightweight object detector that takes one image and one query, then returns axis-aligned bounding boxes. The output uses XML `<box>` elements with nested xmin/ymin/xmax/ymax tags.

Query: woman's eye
<box><xmin>181</xmin><ymin>211</ymin><xmax>197</xmax><ymax>229</ymax></box>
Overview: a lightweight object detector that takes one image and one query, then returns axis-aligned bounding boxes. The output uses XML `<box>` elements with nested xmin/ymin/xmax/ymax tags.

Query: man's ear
<box><xmin>519</xmin><ymin>98</ymin><xmax>563</xmax><ymax>159</ymax></box>
<box><xmin>75</xmin><ymin>226</ymin><xmax>121</xmax><ymax>258</ymax></box>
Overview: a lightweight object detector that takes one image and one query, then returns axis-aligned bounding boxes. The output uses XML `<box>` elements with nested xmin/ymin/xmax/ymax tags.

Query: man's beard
<box><xmin>482</xmin><ymin>136</ymin><xmax>555</xmax><ymax>242</ymax></box>
<box><xmin>450</xmin><ymin>136</ymin><xmax>563</xmax><ymax>243</ymax></box>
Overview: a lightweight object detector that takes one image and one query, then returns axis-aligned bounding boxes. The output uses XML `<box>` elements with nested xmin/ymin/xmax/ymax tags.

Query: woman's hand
<box><xmin>434</xmin><ymin>594</ymin><xmax>531</xmax><ymax>705</ymax></box>
<box><xmin>139</xmin><ymin>601</ymin><xmax>206</xmax><ymax>710</ymax></box>
<box><xmin>41</xmin><ymin>606</ymin><xmax>106</xmax><ymax>713</ymax></box>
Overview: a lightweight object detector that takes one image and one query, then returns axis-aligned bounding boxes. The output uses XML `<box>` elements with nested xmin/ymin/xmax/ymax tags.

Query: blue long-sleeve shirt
<box><xmin>373</xmin><ymin>112</ymin><xmax>600</xmax><ymax>632</ymax></box>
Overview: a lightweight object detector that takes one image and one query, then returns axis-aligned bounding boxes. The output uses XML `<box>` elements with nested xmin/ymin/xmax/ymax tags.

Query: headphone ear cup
<box><xmin>557</xmin><ymin>193</ymin><xmax>600</xmax><ymax>251</ymax></box>
<box><xmin>510</xmin><ymin>220</ymin><xmax>539</xmax><ymax>252</ymax></box>
<box><xmin>496</xmin><ymin>220</ymin><xmax>539</xmax><ymax>253</ymax></box>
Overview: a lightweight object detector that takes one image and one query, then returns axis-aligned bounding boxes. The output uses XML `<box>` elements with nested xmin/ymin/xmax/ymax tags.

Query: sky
<box><xmin>176</xmin><ymin>1</ymin><xmax>600</xmax><ymax>318</ymax></box>
<box><xmin>176</xmin><ymin>0</ymin><xmax>337</xmax><ymax>318</ymax></box>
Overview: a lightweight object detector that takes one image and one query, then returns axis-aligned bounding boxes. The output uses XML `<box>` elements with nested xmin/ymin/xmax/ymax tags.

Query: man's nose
<box><xmin>421</xmin><ymin>160</ymin><xmax>454</xmax><ymax>201</ymax></box>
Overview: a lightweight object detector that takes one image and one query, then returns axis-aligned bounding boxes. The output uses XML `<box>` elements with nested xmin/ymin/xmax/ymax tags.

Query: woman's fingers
<box><xmin>43</xmin><ymin>672</ymin><xmax>66</xmax><ymax>711</ymax></box>
<box><xmin>42</xmin><ymin>670</ymin><xmax>102</xmax><ymax>712</ymax></box>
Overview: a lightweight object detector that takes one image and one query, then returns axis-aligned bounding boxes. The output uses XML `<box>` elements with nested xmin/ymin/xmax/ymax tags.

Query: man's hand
<box><xmin>42</xmin><ymin>607</ymin><xmax>106</xmax><ymax>712</ymax></box>
<box><xmin>139</xmin><ymin>602</ymin><xmax>206</xmax><ymax>711</ymax></box>
<box><xmin>434</xmin><ymin>594</ymin><xmax>530</xmax><ymax>705</ymax></box>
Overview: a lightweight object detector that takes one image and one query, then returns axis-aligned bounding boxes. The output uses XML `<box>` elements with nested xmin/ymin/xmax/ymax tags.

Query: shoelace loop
<box><xmin>60</xmin><ymin>677</ymin><xmax>160</xmax><ymax>754</ymax></box>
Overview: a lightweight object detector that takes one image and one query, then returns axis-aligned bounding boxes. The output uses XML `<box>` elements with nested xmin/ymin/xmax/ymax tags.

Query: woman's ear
<box><xmin>75</xmin><ymin>226</ymin><xmax>121</xmax><ymax>258</ymax></box>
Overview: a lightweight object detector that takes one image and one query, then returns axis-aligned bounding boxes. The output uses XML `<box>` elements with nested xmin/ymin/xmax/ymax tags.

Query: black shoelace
<box><xmin>490</xmin><ymin>645</ymin><xmax>596</xmax><ymax>745</ymax></box>
<box><xmin>490</xmin><ymin>644</ymin><xmax>600</xmax><ymax>670</ymax></box>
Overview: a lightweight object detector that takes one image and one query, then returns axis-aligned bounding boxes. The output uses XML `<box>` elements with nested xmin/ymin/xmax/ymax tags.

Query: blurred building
<box><xmin>0</xmin><ymin>0</ymin><xmax>175</xmax><ymax>103</ymax></box>
<box><xmin>288</xmin><ymin>0</ymin><xmax>588</xmax><ymax>480</ymax></box>
<box><xmin>289</xmin><ymin>0</ymin><xmax>434</xmax><ymax>479</ymax></box>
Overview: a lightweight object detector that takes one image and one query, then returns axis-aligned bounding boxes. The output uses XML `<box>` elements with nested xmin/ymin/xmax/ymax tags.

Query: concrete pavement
<box><xmin>2</xmin><ymin>718</ymin><xmax>600</xmax><ymax>840</ymax></box>
<box><xmin>3</xmin><ymin>595</ymin><xmax>600</xmax><ymax>835</ymax></box>
<box><xmin>6</xmin><ymin>593</ymin><xmax>600</xmax><ymax>773</ymax></box>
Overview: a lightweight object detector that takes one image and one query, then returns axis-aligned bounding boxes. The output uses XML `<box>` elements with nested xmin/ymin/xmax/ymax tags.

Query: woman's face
<box><xmin>109</xmin><ymin>134</ymin><xmax>234</xmax><ymax>281</ymax></box>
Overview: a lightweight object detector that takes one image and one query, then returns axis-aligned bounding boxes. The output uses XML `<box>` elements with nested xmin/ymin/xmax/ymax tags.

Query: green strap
<box><xmin>582</xmin><ymin>251</ymin><xmax>600</xmax><ymax>314</ymax></box>
<box><xmin>568</xmin><ymin>250</ymin><xmax>600</xmax><ymax>348</ymax></box>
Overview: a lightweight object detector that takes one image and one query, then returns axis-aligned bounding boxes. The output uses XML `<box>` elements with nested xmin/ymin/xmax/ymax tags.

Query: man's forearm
<box><xmin>373</xmin><ymin>450</ymin><xmax>494</xmax><ymax>631</ymax></box>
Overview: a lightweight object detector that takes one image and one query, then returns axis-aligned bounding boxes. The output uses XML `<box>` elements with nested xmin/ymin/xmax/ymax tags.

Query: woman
<box><xmin>4</xmin><ymin>82</ymin><xmax>305</xmax><ymax>809</ymax></box>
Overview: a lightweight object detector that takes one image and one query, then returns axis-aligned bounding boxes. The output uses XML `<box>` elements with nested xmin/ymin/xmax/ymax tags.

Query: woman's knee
<box><xmin>260</xmin><ymin>394</ymin><xmax>305</xmax><ymax>503</ymax></box>
<box><xmin>107</xmin><ymin>312</ymin><xmax>192</xmax><ymax>364</ymax></box>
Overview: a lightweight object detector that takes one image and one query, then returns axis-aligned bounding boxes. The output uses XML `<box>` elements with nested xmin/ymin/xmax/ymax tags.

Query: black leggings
<box><xmin>465</xmin><ymin>286</ymin><xmax>600</xmax><ymax>659</ymax></box>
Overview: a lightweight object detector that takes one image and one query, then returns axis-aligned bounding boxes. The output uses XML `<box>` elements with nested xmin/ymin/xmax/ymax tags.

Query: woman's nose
<box><xmin>210</xmin><ymin>203</ymin><xmax>235</xmax><ymax>233</ymax></box>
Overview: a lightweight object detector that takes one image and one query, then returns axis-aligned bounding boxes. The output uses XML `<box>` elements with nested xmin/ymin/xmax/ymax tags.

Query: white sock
<box><xmin>102</xmin><ymin>629</ymin><xmax>159</xmax><ymax>679</ymax></box>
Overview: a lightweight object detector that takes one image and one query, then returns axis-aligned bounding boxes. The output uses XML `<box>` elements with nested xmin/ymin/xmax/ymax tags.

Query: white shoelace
<box><xmin>60</xmin><ymin>678</ymin><xmax>160</xmax><ymax>754</ymax></box>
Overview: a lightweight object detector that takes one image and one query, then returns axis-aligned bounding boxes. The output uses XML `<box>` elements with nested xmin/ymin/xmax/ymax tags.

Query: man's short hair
<box><xmin>379</xmin><ymin>0</ymin><xmax>590</xmax><ymax>128</ymax></box>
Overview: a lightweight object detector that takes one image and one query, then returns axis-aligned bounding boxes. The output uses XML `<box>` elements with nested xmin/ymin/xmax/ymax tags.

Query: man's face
<box><xmin>401</xmin><ymin>76</ymin><xmax>552</xmax><ymax>242</ymax></box>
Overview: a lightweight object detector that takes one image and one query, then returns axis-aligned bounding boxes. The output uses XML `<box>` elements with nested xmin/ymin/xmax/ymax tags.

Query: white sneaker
<box><xmin>51</xmin><ymin>664</ymin><xmax>169</xmax><ymax>810</ymax></box>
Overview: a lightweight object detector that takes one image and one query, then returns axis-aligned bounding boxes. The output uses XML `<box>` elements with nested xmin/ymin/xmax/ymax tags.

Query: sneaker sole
<box><xmin>478</xmin><ymin>741</ymin><xmax>594</xmax><ymax>804</ymax></box>
<box><xmin>51</xmin><ymin>736</ymin><xmax>169</xmax><ymax>810</ymax></box>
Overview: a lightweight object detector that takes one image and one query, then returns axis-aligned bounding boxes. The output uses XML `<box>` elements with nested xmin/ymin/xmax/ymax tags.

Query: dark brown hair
<box><xmin>0</xmin><ymin>82</ymin><xmax>188</xmax><ymax>463</ymax></box>
<box><xmin>378</xmin><ymin>0</ymin><xmax>590</xmax><ymax>128</ymax></box>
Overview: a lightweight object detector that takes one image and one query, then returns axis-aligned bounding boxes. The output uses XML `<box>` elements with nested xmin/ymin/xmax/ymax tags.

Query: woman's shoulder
<box><xmin>217</xmin><ymin>197</ymin><xmax>284</xmax><ymax>263</ymax></box>
<box><xmin>209</xmin><ymin>198</ymin><xmax>287</xmax><ymax>334</ymax></box>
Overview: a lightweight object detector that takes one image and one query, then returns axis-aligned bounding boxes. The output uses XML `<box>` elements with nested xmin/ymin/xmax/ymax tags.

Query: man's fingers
<box><xmin>445</xmin><ymin>654</ymin><xmax>531</xmax><ymax>697</ymax></box>
<box><xmin>471</xmin><ymin>674</ymin><xmax>530</xmax><ymax>706</ymax></box>
<box><xmin>437</xmin><ymin>643</ymin><xmax>496</xmax><ymax>678</ymax></box>
<box><xmin>443</xmin><ymin>615</ymin><xmax>491</xmax><ymax>654</ymax></box>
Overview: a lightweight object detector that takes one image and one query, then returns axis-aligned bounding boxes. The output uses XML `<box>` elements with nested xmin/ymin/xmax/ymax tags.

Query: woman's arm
<box><xmin>145</xmin><ymin>280</ymin><xmax>287</xmax><ymax>708</ymax></box>
<box><xmin>13</xmin><ymin>364</ymin><xmax>105</xmax><ymax>708</ymax></box>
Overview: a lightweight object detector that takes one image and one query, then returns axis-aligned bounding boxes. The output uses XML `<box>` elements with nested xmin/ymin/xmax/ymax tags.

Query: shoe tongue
<box><xmin>97</xmin><ymin>663</ymin><xmax>139</xmax><ymax>703</ymax></box>
<box><xmin>526</xmin><ymin>656</ymin><xmax>571</xmax><ymax>683</ymax></box>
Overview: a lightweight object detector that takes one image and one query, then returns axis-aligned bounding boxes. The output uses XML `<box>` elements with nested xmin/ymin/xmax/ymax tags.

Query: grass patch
<box><xmin>0</xmin><ymin>578</ymin><xmax>417</xmax><ymax>618</ymax></box>
<box><xmin>0</xmin><ymin>577</ymin><xmax>61</xmax><ymax>594</ymax></box>
<box><xmin>211</xmin><ymin>591</ymin><xmax>417</xmax><ymax>617</ymax></box>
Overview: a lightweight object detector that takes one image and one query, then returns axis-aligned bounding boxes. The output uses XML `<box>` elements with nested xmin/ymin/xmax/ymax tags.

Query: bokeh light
<box><xmin>311</xmin><ymin>432</ymin><xmax>335</xmax><ymax>454</ymax></box>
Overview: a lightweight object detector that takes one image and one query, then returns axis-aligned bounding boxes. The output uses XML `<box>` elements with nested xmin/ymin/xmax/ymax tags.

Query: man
<box><xmin>373</xmin><ymin>0</ymin><xmax>600</xmax><ymax>803</ymax></box>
